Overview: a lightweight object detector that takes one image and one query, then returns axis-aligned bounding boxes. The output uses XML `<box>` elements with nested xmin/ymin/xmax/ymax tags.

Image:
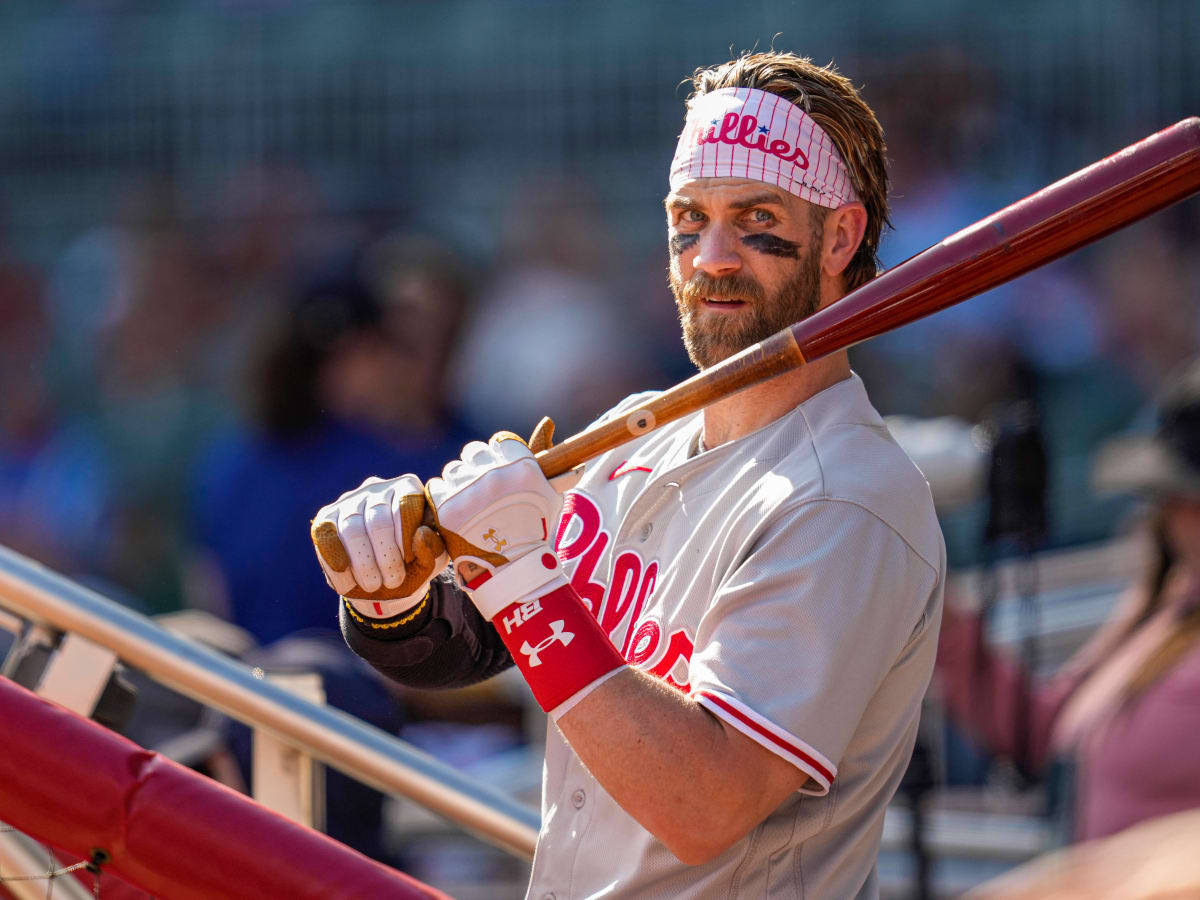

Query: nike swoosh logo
<box><xmin>609</xmin><ymin>461</ymin><xmax>653</xmax><ymax>481</ymax></box>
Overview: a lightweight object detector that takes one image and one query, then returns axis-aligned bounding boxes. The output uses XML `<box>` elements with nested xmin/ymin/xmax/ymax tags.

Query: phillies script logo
<box><xmin>556</xmin><ymin>492</ymin><xmax>694</xmax><ymax>691</ymax></box>
<box><xmin>693</xmin><ymin>112</ymin><xmax>810</xmax><ymax>168</ymax></box>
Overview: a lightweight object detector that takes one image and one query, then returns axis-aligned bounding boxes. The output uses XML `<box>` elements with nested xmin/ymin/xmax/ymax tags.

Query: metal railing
<box><xmin>0</xmin><ymin>826</ymin><xmax>95</xmax><ymax>900</ymax></box>
<box><xmin>0</xmin><ymin>544</ymin><xmax>539</xmax><ymax>859</ymax></box>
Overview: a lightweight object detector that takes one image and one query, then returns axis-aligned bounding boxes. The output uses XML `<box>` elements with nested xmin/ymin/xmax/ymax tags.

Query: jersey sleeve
<box><xmin>688</xmin><ymin>499</ymin><xmax>941</xmax><ymax>794</ymax></box>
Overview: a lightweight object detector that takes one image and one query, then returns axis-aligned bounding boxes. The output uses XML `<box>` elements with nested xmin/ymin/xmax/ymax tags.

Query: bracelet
<box><xmin>343</xmin><ymin>592</ymin><xmax>429</xmax><ymax>630</ymax></box>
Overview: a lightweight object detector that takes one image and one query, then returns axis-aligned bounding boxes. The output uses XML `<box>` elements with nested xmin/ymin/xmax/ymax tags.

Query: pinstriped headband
<box><xmin>670</xmin><ymin>87</ymin><xmax>859</xmax><ymax>208</ymax></box>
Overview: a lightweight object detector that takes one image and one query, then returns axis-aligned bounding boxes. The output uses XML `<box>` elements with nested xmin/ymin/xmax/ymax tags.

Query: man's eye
<box><xmin>747</xmin><ymin>209</ymin><xmax>776</xmax><ymax>225</ymax></box>
<box><xmin>681</xmin><ymin>210</ymin><xmax>706</xmax><ymax>224</ymax></box>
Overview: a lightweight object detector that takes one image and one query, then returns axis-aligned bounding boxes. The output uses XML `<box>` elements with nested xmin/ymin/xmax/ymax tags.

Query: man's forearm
<box><xmin>556</xmin><ymin>667</ymin><xmax>809</xmax><ymax>865</ymax></box>
<box><xmin>340</xmin><ymin>575</ymin><xmax>514</xmax><ymax>690</ymax></box>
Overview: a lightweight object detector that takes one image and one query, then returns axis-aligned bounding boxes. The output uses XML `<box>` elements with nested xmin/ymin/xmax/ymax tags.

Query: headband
<box><xmin>669</xmin><ymin>87</ymin><xmax>859</xmax><ymax>209</ymax></box>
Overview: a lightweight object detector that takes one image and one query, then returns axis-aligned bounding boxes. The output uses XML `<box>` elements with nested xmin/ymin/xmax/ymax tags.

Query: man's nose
<box><xmin>692</xmin><ymin>225</ymin><xmax>742</xmax><ymax>278</ymax></box>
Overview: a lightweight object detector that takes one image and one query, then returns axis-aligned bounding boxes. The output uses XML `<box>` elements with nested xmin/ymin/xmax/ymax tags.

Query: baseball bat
<box><xmin>536</xmin><ymin>117</ymin><xmax>1200</xmax><ymax>479</ymax></box>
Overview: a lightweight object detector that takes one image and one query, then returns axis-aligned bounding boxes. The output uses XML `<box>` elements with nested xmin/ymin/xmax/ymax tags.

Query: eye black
<box><xmin>740</xmin><ymin>233</ymin><xmax>800</xmax><ymax>258</ymax></box>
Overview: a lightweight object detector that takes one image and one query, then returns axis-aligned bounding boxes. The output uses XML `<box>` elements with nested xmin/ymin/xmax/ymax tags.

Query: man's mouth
<box><xmin>700</xmin><ymin>297</ymin><xmax>748</xmax><ymax>310</ymax></box>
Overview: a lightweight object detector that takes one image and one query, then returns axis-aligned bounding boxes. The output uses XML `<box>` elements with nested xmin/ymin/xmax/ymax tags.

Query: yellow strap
<box><xmin>343</xmin><ymin>592</ymin><xmax>429</xmax><ymax>630</ymax></box>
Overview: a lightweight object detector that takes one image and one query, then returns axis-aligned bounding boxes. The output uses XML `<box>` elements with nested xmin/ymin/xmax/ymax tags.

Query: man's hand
<box><xmin>426</xmin><ymin>430</ymin><xmax>625</xmax><ymax>715</ymax></box>
<box><xmin>425</xmin><ymin>432</ymin><xmax>567</xmax><ymax>620</ymax></box>
<box><xmin>311</xmin><ymin>474</ymin><xmax>448</xmax><ymax>617</ymax></box>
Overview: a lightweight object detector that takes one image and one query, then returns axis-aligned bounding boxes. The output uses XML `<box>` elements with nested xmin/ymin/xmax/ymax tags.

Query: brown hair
<box><xmin>1122</xmin><ymin>512</ymin><xmax>1200</xmax><ymax>698</ymax></box>
<box><xmin>687</xmin><ymin>52</ymin><xmax>890</xmax><ymax>291</ymax></box>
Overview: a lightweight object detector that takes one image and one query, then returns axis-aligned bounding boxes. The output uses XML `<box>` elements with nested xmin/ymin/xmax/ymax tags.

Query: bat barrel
<box><xmin>791</xmin><ymin>117</ymin><xmax>1200</xmax><ymax>362</ymax></box>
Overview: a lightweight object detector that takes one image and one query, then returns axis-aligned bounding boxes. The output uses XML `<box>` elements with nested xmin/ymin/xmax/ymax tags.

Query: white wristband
<box><xmin>348</xmin><ymin>592</ymin><xmax>426</xmax><ymax>619</ymax></box>
<box><xmin>468</xmin><ymin>550</ymin><xmax>568</xmax><ymax>621</ymax></box>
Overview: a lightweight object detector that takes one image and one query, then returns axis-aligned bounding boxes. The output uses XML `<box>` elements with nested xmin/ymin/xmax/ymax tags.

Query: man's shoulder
<box><xmin>589</xmin><ymin>390</ymin><xmax>663</xmax><ymax>428</ymax></box>
<box><xmin>761</xmin><ymin>376</ymin><xmax>943</xmax><ymax>561</ymax></box>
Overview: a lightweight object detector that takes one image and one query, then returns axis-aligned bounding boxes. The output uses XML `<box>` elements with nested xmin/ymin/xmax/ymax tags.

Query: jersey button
<box><xmin>638</xmin><ymin>522</ymin><xmax>653</xmax><ymax>542</ymax></box>
<box><xmin>542</xmin><ymin>893</ymin><xmax>556</xmax><ymax>900</ymax></box>
<box><xmin>571</xmin><ymin>788</ymin><xmax>586</xmax><ymax>809</ymax></box>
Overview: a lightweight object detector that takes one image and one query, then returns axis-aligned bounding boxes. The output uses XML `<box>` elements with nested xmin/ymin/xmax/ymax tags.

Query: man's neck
<box><xmin>700</xmin><ymin>350</ymin><xmax>851</xmax><ymax>449</ymax></box>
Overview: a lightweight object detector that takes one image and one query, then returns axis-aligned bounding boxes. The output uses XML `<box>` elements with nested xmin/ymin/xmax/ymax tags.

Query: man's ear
<box><xmin>821</xmin><ymin>202</ymin><xmax>868</xmax><ymax>280</ymax></box>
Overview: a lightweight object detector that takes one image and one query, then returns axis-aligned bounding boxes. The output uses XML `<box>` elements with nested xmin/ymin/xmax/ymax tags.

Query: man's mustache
<box><xmin>677</xmin><ymin>272</ymin><xmax>765</xmax><ymax>304</ymax></box>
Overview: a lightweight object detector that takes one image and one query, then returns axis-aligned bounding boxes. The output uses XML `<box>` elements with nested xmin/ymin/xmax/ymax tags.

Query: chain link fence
<box><xmin>0</xmin><ymin>0</ymin><xmax>1196</xmax><ymax>263</ymax></box>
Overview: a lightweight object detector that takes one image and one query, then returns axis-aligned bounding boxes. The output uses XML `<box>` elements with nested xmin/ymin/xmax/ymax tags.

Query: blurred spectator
<box><xmin>450</xmin><ymin>176</ymin><xmax>656</xmax><ymax>437</ymax></box>
<box><xmin>935</xmin><ymin>359</ymin><xmax>1200</xmax><ymax>843</ymax></box>
<box><xmin>0</xmin><ymin>246</ymin><xmax>114</xmax><ymax>574</ymax></box>
<box><xmin>190</xmin><ymin>243</ymin><xmax>472</xmax><ymax>646</ymax></box>
<box><xmin>1098</xmin><ymin>222</ymin><xmax>1200</xmax><ymax>392</ymax></box>
<box><xmin>359</xmin><ymin>232</ymin><xmax>474</xmax><ymax>447</ymax></box>
<box><xmin>197</xmin><ymin>165</ymin><xmax>338</xmax><ymax>401</ymax></box>
<box><xmin>968</xmin><ymin>808</ymin><xmax>1200</xmax><ymax>899</ymax></box>
<box><xmin>96</xmin><ymin>207</ymin><xmax>232</xmax><ymax>611</ymax></box>
<box><xmin>36</xmin><ymin>177</ymin><xmax>232</xmax><ymax>610</ymax></box>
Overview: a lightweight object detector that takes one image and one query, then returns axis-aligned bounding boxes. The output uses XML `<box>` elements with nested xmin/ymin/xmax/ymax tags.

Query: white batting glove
<box><xmin>311</xmin><ymin>474</ymin><xmax>449</xmax><ymax>618</ymax></box>
<box><xmin>425</xmin><ymin>433</ymin><xmax>568</xmax><ymax>621</ymax></box>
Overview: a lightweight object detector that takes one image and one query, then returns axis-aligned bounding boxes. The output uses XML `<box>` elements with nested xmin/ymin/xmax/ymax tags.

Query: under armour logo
<box><xmin>520</xmin><ymin>620</ymin><xmax>574</xmax><ymax>667</ymax></box>
<box><xmin>481</xmin><ymin>528</ymin><xmax>508</xmax><ymax>553</ymax></box>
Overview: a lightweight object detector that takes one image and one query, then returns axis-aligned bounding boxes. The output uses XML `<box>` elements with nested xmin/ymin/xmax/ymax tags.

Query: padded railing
<box><xmin>0</xmin><ymin>675</ymin><xmax>450</xmax><ymax>899</ymax></box>
<box><xmin>0</xmin><ymin>545</ymin><xmax>539</xmax><ymax>860</ymax></box>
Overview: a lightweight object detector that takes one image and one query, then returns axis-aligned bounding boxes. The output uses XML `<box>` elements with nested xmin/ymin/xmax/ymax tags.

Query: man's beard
<box><xmin>667</xmin><ymin>239</ymin><xmax>823</xmax><ymax>370</ymax></box>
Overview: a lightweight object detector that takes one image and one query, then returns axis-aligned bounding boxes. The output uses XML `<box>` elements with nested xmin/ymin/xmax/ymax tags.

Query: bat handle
<box><xmin>534</xmin><ymin>328</ymin><xmax>807</xmax><ymax>480</ymax></box>
<box><xmin>536</xmin><ymin>443</ymin><xmax>587</xmax><ymax>480</ymax></box>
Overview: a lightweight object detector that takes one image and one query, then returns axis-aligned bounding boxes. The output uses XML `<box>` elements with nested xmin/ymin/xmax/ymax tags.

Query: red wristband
<box><xmin>492</xmin><ymin>582</ymin><xmax>626</xmax><ymax>713</ymax></box>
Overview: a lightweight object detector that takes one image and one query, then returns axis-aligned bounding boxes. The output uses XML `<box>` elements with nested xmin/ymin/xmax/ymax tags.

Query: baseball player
<box><xmin>312</xmin><ymin>51</ymin><xmax>945</xmax><ymax>898</ymax></box>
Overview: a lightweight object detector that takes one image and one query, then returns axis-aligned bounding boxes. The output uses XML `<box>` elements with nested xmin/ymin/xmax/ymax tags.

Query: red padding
<box><xmin>0</xmin><ymin>676</ymin><xmax>450</xmax><ymax>899</ymax></box>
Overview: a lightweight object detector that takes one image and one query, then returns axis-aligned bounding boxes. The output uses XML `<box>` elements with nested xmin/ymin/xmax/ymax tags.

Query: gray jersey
<box><xmin>527</xmin><ymin>373</ymin><xmax>945</xmax><ymax>899</ymax></box>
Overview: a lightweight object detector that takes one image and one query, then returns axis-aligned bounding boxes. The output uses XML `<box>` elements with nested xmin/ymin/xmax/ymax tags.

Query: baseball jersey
<box><xmin>527</xmin><ymin>372</ymin><xmax>945</xmax><ymax>899</ymax></box>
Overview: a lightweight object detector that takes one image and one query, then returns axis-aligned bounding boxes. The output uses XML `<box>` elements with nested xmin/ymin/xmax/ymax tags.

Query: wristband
<box><xmin>348</xmin><ymin>590</ymin><xmax>430</xmax><ymax>620</ymax></box>
<box><xmin>466</xmin><ymin>549</ymin><xmax>567</xmax><ymax>620</ymax></box>
<box><xmin>344</xmin><ymin>594</ymin><xmax>429</xmax><ymax>630</ymax></box>
<box><xmin>491</xmin><ymin>582</ymin><xmax>626</xmax><ymax>715</ymax></box>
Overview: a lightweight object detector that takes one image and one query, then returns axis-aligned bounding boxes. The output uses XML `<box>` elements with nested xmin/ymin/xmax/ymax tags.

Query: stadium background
<box><xmin>0</xmin><ymin>0</ymin><xmax>1197</xmax><ymax>896</ymax></box>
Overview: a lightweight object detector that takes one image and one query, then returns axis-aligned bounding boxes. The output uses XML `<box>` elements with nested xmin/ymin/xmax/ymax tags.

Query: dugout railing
<box><xmin>0</xmin><ymin>542</ymin><xmax>539</xmax><ymax>887</ymax></box>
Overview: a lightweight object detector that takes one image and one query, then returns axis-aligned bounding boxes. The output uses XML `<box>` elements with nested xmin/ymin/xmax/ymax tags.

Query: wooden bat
<box><xmin>536</xmin><ymin>117</ymin><xmax>1200</xmax><ymax>480</ymax></box>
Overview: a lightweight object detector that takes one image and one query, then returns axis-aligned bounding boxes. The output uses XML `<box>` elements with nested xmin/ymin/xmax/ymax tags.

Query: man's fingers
<box><xmin>312</xmin><ymin>473</ymin><xmax>441</xmax><ymax>600</ymax></box>
<box><xmin>528</xmin><ymin>416</ymin><xmax>555</xmax><ymax>454</ymax></box>
<box><xmin>311</xmin><ymin>520</ymin><xmax>350</xmax><ymax>572</ymax></box>
<box><xmin>337</xmin><ymin>498</ymin><xmax>383</xmax><ymax>593</ymax></box>
<box><xmin>490</xmin><ymin>431</ymin><xmax>535</xmax><ymax>464</ymax></box>
<box><xmin>311</xmin><ymin>521</ymin><xmax>360</xmax><ymax>595</ymax></box>
<box><xmin>366</xmin><ymin>499</ymin><xmax>406</xmax><ymax>590</ymax></box>
<box><xmin>394</xmin><ymin>492</ymin><xmax>429</xmax><ymax>563</ymax></box>
<box><xmin>456</xmin><ymin>559</ymin><xmax>489</xmax><ymax>584</ymax></box>
<box><xmin>411</xmin><ymin>525</ymin><xmax>447</xmax><ymax>571</ymax></box>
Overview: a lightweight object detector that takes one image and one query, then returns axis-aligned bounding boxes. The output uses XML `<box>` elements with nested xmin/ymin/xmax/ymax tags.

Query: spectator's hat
<box><xmin>1096</xmin><ymin>359</ymin><xmax>1200</xmax><ymax>499</ymax></box>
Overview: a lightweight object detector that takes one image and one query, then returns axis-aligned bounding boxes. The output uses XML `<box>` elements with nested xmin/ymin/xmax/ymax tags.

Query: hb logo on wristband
<box><xmin>501</xmin><ymin>598</ymin><xmax>543</xmax><ymax>634</ymax></box>
<box><xmin>520</xmin><ymin>620</ymin><xmax>575</xmax><ymax>666</ymax></box>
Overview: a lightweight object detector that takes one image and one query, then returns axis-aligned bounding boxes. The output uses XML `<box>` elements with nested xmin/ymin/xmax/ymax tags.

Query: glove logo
<box><xmin>500</xmin><ymin>598</ymin><xmax>543</xmax><ymax>634</ymax></box>
<box><xmin>481</xmin><ymin>528</ymin><xmax>509</xmax><ymax>553</ymax></box>
<box><xmin>520</xmin><ymin>620</ymin><xmax>574</xmax><ymax>667</ymax></box>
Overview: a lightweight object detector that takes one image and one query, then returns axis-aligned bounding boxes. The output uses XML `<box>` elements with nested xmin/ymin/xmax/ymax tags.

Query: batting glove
<box><xmin>425</xmin><ymin>432</ymin><xmax>568</xmax><ymax>620</ymax></box>
<box><xmin>427</xmin><ymin>432</ymin><xmax>625</xmax><ymax>716</ymax></box>
<box><xmin>311</xmin><ymin>474</ymin><xmax>449</xmax><ymax>619</ymax></box>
